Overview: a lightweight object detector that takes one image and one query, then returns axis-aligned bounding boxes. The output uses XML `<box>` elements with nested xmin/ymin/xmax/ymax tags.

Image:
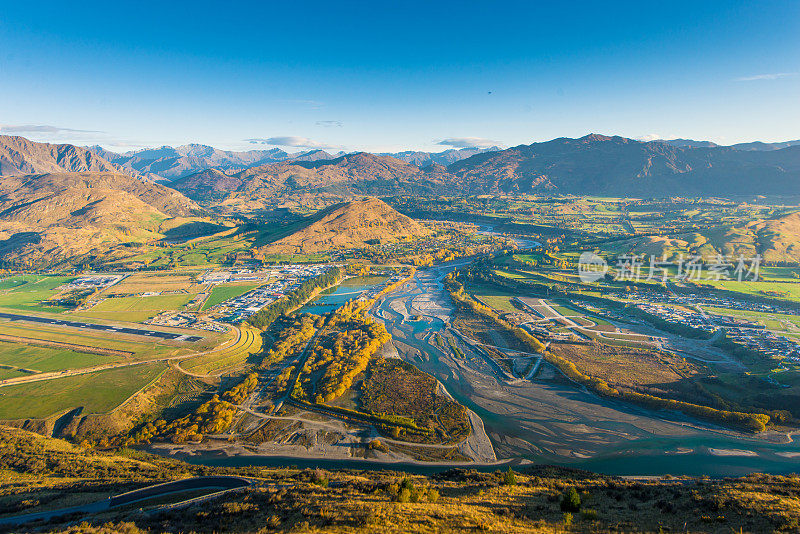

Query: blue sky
<box><xmin>0</xmin><ymin>0</ymin><xmax>798</xmax><ymax>152</ymax></box>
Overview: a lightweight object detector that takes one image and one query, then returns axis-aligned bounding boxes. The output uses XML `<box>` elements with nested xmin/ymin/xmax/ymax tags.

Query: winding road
<box><xmin>0</xmin><ymin>476</ymin><xmax>253</xmax><ymax>527</ymax></box>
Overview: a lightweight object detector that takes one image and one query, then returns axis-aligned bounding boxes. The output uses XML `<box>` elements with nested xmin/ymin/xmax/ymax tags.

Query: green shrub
<box><xmin>503</xmin><ymin>467</ymin><xmax>517</xmax><ymax>486</ymax></box>
<box><xmin>312</xmin><ymin>467</ymin><xmax>329</xmax><ymax>488</ymax></box>
<box><xmin>561</xmin><ymin>487</ymin><xmax>581</xmax><ymax>512</ymax></box>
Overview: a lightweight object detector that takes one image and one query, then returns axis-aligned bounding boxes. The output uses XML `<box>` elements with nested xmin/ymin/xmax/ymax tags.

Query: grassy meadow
<box><xmin>0</xmin><ymin>343</ymin><xmax>118</xmax><ymax>373</ymax></box>
<box><xmin>201</xmin><ymin>282</ymin><xmax>261</xmax><ymax>310</ymax></box>
<box><xmin>0</xmin><ymin>362</ymin><xmax>167</xmax><ymax>419</ymax></box>
<box><xmin>75</xmin><ymin>293</ymin><xmax>198</xmax><ymax>323</ymax></box>
<box><xmin>0</xmin><ymin>275</ymin><xmax>74</xmax><ymax>313</ymax></box>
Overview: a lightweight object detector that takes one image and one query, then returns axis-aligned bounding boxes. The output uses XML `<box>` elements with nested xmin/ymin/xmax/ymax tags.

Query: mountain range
<box><xmin>660</xmin><ymin>138</ymin><xmax>800</xmax><ymax>151</ymax></box>
<box><xmin>446</xmin><ymin>134</ymin><xmax>800</xmax><ymax>196</ymax></box>
<box><xmin>7</xmin><ymin>133</ymin><xmax>800</xmax><ymax>204</ymax></box>
<box><xmin>170</xmin><ymin>152</ymin><xmax>459</xmax><ymax>212</ymax></box>
<box><xmin>4</xmin><ymin>132</ymin><xmax>800</xmax><ymax>265</ymax></box>
<box><xmin>0</xmin><ymin>135</ymin><xmax>129</xmax><ymax>177</ymax></box>
<box><xmin>380</xmin><ymin>146</ymin><xmax>500</xmax><ymax>166</ymax></box>
<box><xmin>166</xmin><ymin>133</ymin><xmax>800</xmax><ymax>204</ymax></box>
<box><xmin>83</xmin><ymin>143</ymin><xmax>496</xmax><ymax>182</ymax></box>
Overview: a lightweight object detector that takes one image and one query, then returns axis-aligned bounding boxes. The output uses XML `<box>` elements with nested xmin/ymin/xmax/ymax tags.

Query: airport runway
<box><xmin>0</xmin><ymin>312</ymin><xmax>203</xmax><ymax>342</ymax></box>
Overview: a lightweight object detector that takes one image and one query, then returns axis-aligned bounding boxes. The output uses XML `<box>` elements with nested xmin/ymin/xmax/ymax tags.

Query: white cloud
<box><xmin>735</xmin><ymin>72</ymin><xmax>797</xmax><ymax>82</ymax></box>
<box><xmin>437</xmin><ymin>137</ymin><xmax>499</xmax><ymax>148</ymax></box>
<box><xmin>316</xmin><ymin>120</ymin><xmax>343</xmax><ymax>127</ymax></box>
<box><xmin>0</xmin><ymin>124</ymin><xmax>104</xmax><ymax>136</ymax></box>
<box><xmin>637</xmin><ymin>134</ymin><xmax>663</xmax><ymax>142</ymax></box>
<box><xmin>245</xmin><ymin>136</ymin><xmax>338</xmax><ymax>149</ymax></box>
<box><xmin>278</xmin><ymin>99</ymin><xmax>324</xmax><ymax>109</ymax></box>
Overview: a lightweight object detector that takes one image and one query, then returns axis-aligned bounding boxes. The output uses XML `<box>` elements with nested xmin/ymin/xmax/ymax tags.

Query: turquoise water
<box><xmin>297</xmin><ymin>276</ymin><xmax>387</xmax><ymax>315</ymax></box>
<box><xmin>373</xmin><ymin>268</ymin><xmax>800</xmax><ymax>477</ymax></box>
<box><xmin>180</xmin><ymin>449</ymin><xmax>800</xmax><ymax>477</ymax></box>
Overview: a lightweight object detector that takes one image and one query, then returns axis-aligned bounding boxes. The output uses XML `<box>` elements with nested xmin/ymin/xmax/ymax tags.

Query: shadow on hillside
<box><xmin>161</xmin><ymin>221</ymin><xmax>227</xmax><ymax>242</ymax></box>
<box><xmin>0</xmin><ymin>232</ymin><xmax>41</xmax><ymax>254</ymax></box>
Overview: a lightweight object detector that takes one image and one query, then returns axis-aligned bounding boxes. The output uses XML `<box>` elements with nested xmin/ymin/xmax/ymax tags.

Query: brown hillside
<box><xmin>0</xmin><ymin>135</ymin><xmax>127</xmax><ymax>176</ymax></box>
<box><xmin>616</xmin><ymin>210</ymin><xmax>800</xmax><ymax>263</ymax></box>
<box><xmin>448</xmin><ymin>134</ymin><xmax>800</xmax><ymax>196</ymax></box>
<box><xmin>0</xmin><ymin>172</ymin><xmax>200</xmax><ymax>265</ymax></box>
<box><xmin>173</xmin><ymin>152</ymin><xmax>451</xmax><ymax>211</ymax></box>
<box><xmin>263</xmin><ymin>197</ymin><xmax>429</xmax><ymax>253</ymax></box>
<box><xmin>752</xmin><ymin>211</ymin><xmax>800</xmax><ymax>263</ymax></box>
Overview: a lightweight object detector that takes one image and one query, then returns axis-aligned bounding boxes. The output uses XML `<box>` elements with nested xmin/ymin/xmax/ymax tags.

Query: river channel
<box><xmin>371</xmin><ymin>261</ymin><xmax>800</xmax><ymax>476</ymax></box>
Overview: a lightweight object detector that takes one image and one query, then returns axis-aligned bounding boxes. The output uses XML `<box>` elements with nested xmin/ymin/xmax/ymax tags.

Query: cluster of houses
<box><xmin>635</xmin><ymin>302</ymin><xmax>717</xmax><ymax>333</ymax></box>
<box><xmin>209</xmin><ymin>264</ymin><xmax>335</xmax><ymax>322</ymax></box>
<box><xmin>200</xmin><ymin>268</ymin><xmax>271</xmax><ymax>285</ymax></box>
<box><xmin>146</xmin><ymin>312</ymin><xmax>226</xmax><ymax>332</ymax></box>
<box><xmin>623</xmin><ymin>289</ymin><xmax>797</xmax><ymax>316</ymax></box>
<box><xmin>629</xmin><ymin>292</ymin><xmax>800</xmax><ymax>361</ymax></box>
<box><xmin>521</xmin><ymin>322</ymin><xmax>574</xmax><ymax>341</ymax></box>
<box><xmin>61</xmin><ymin>274</ymin><xmax>125</xmax><ymax>291</ymax></box>
<box><xmin>723</xmin><ymin>326</ymin><xmax>800</xmax><ymax>359</ymax></box>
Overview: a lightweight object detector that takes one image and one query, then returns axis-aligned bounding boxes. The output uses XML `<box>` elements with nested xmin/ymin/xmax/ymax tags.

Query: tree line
<box><xmin>247</xmin><ymin>267</ymin><xmax>342</xmax><ymax>330</ymax></box>
<box><xmin>446</xmin><ymin>266</ymin><xmax>773</xmax><ymax>433</ymax></box>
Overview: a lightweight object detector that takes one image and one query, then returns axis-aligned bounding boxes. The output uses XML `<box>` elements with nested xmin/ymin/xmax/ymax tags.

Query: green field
<box><xmin>0</xmin><ymin>278</ymin><xmax>31</xmax><ymax>290</ymax></box>
<box><xmin>76</xmin><ymin>293</ymin><xmax>197</xmax><ymax>322</ymax></box>
<box><xmin>550</xmin><ymin>303</ymin><xmax>582</xmax><ymax>317</ymax></box>
<box><xmin>0</xmin><ymin>362</ymin><xmax>167</xmax><ymax>419</ymax></box>
<box><xmin>0</xmin><ymin>343</ymin><xmax>120</xmax><ymax>373</ymax></box>
<box><xmin>492</xmin><ymin>269</ymin><xmax>530</xmax><ymax>280</ymax></box>
<box><xmin>0</xmin><ymin>368</ymin><xmax>27</xmax><ymax>380</ymax></box>
<box><xmin>466</xmin><ymin>280</ymin><xmax>520</xmax><ymax>313</ymax></box>
<box><xmin>474</xmin><ymin>294</ymin><xmax>517</xmax><ymax>313</ymax></box>
<box><xmin>513</xmin><ymin>253</ymin><xmax>546</xmax><ymax>264</ymax></box>
<box><xmin>0</xmin><ymin>320</ymin><xmax>220</xmax><ymax>362</ymax></box>
<box><xmin>757</xmin><ymin>266</ymin><xmax>800</xmax><ymax>282</ymax></box>
<box><xmin>702</xmin><ymin>306</ymin><xmax>800</xmax><ymax>329</ymax></box>
<box><xmin>110</xmin><ymin>226</ymin><xmax>329</xmax><ymax>269</ymax></box>
<box><xmin>201</xmin><ymin>283</ymin><xmax>260</xmax><ymax>311</ymax></box>
<box><xmin>0</xmin><ymin>275</ymin><xmax>74</xmax><ymax>312</ymax></box>
<box><xmin>698</xmin><ymin>280</ymin><xmax>800</xmax><ymax>302</ymax></box>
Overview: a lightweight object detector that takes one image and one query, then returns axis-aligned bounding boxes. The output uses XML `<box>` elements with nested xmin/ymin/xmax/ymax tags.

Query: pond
<box><xmin>297</xmin><ymin>276</ymin><xmax>387</xmax><ymax>315</ymax></box>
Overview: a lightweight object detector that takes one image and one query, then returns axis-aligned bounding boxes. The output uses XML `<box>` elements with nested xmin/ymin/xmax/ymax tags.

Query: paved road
<box><xmin>0</xmin><ymin>476</ymin><xmax>251</xmax><ymax>527</ymax></box>
<box><xmin>110</xmin><ymin>476</ymin><xmax>250</xmax><ymax>507</ymax></box>
<box><xmin>0</xmin><ymin>311</ymin><xmax>203</xmax><ymax>342</ymax></box>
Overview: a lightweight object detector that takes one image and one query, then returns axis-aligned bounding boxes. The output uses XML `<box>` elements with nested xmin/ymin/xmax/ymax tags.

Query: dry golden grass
<box><xmin>548</xmin><ymin>342</ymin><xmax>697</xmax><ymax>388</ymax></box>
<box><xmin>2</xmin><ymin>426</ymin><xmax>800</xmax><ymax>533</ymax></box>
<box><xmin>107</xmin><ymin>272</ymin><xmax>203</xmax><ymax>295</ymax></box>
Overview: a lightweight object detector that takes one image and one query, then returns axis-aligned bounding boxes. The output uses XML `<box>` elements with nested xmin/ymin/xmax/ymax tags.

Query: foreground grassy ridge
<box><xmin>2</xmin><ymin>427</ymin><xmax>800</xmax><ymax>533</ymax></box>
